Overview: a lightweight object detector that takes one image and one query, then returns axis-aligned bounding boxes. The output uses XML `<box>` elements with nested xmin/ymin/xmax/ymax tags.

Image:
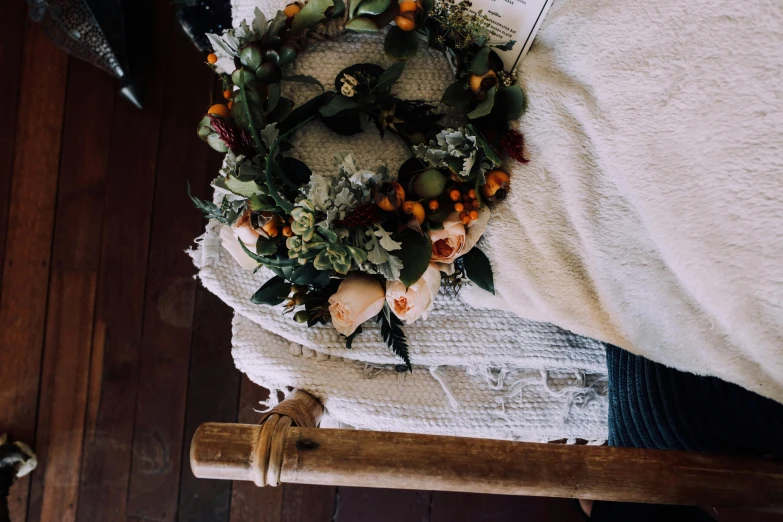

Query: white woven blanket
<box><xmin>189</xmin><ymin>0</ymin><xmax>611</xmax><ymax>442</ymax></box>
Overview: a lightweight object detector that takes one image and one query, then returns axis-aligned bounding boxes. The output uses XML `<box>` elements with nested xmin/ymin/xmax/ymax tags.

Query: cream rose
<box><xmin>328</xmin><ymin>274</ymin><xmax>386</xmax><ymax>336</ymax></box>
<box><xmin>220</xmin><ymin>225</ymin><xmax>258</xmax><ymax>270</ymax></box>
<box><xmin>428</xmin><ymin>206</ymin><xmax>490</xmax><ymax>266</ymax></box>
<box><xmin>386</xmin><ymin>264</ymin><xmax>442</xmax><ymax>325</ymax></box>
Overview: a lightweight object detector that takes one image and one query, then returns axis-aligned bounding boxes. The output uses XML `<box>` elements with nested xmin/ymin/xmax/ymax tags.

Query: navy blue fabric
<box><xmin>606</xmin><ymin>345</ymin><xmax>783</xmax><ymax>457</ymax></box>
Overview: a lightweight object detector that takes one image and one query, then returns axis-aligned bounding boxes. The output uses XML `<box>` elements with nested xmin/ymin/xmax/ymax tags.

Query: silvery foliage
<box><xmin>413</xmin><ymin>127</ymin><xmax>491</xmax><ymax>180</ymax></box>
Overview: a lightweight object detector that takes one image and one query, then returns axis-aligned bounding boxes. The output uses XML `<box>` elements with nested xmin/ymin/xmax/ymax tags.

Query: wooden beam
<box><xmin>192</xmin><ymin>421</ymin><xmax>783</xmax><ymax>508</ymax></box>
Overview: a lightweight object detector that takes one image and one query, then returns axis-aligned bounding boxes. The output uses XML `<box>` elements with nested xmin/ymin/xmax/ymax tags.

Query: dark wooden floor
<box><xmin>1</xmin><ymin>2</ymin><xmax>780</xmax><ymax>521</ymax></box>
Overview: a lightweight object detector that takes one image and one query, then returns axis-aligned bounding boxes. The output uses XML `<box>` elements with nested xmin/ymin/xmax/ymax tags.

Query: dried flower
<box><xmin>500</xmin><ymin>129</ymin><xmax>528</xmax><ymax>164</ymax></box>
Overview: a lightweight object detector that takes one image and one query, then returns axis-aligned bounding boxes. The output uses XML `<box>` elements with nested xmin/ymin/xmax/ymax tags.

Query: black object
<box><xmin>606</xmin><ymin>344</ymin><xmax>783</xmax><ymax>458</ymax></box>
<box><xmin>177</xmin><ymin>0</ymin><xmax>233</xmax><ymax>52</ymax></box>
<box><xmin>27</xmin><ymin>0</ymin><xmax>142</xmax><ymax>107</ymax></box>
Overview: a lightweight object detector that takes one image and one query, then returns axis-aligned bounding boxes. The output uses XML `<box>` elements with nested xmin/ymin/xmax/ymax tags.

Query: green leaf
<box><xmin>264</xmin><ymin>83</ymin><xmax>281</xmax><ymax>114</ymax></box>
<box><xmin>291</xmin><ymin>263</ymin><xmax>320</xmax><ymax>285</ymax></box>
<box><xmin>384</xmin><ymin>26</ymin><xmax>419</xmax><ymax>61</ymax></box>
<box><xmin>420</xmin><ymin>0</ymin><xmax>433</xmax><ymax>14</ymax></box>
<box><xmin>280</xmin><ymin>157</ymin><xmax>312</xmax><ymax>186</ymax></box>
<box><xmin>249</xmin><ymin>194</ymin><xmax>277</xmax><ymax>211</ymax></box>
<box><xmin>239</xmin><ymin>240</ymin><xmax>300</xmax><ymax>267</ymax></box>
<box><xmin>319</xmin><ymin>95</ymin><xmax>360</xmax><ymax>117</ymax></box>
<box><xmin>441</xmin><ymin>80</ymin><xmax>473</xmax><ymax>109</ymax></box>
<box><xmin>373</xmin><ymin>61</ymin><xmax>406</xmax><ymax>94</ymax></box>
<box><xmin>377</xmin><ymin>303</ymin><xmax>411</xmax><ymax>371</ymax></box>
<box><xmin>397</xmin><ymin>156</ymin><xmax>426</xmax><ymax>189</ymax></box>
<box><xmin>268</xmin><ymin>10</ymin><xmax>288</xmax><ymax>36</ymax></box>
<box><xmin>256</xmin><ymin>236</ymin><xmax>278</xmax><ymax>256</ymax></box>
<box><xmin>497</xmin><ymin>84</ymin><xmax>527</xmax><ymax>120</ymax></box>
<box><xmin>224</xmin><ymin>176</ymin><xmax>264</xmax><ymax>197</ymax></box>
<box><xmin>462</xmin><ymin>247</ymin><xmax>494</xmax><ymax>294</ymax></box>
<box><xmin>467</xmin><ymin>86</ymin><xmax>497</xmax><ymax>119</ymax></box>
<box><xmin>251</xmin><ymin>8</ymin><xmax>268</xmax><ymax>39</ymax></box>
<box><xmin>266</xmin><ymin>97</ymin><xmax>294</xmax><ymax>124</ymax></box>
<box><xmin>355</xmin><ymin>0</ymin><xmax>391</xmax><ymax>16</ymax></box>
<box><xmin>187</xmin><ymin>182</ymin><xmax>228</xmax><ymax>223</ymax></box>
<box><xmin>344</xmin><ymin>17</ymin><xmax>380</xmax><ymax>33</ymax></box>
<box><xmin>395</xmin><ymin>232</ymin><xmax>432</xmax><ymax>287</ymax></box>
<box><xmin>291</xmin><ymin>0</ymin><xmax>334</xmax><ymax>32</ymax></box>
<box><xmin>311</xmin><ymin>269</ymin><xmax>332</xmax><ymax>288</ymax></box>
<box><xmin>332</xmin><ymin>0</ymin><xmax>346</xmax><ymax>17</ymax></box>
<box><xmin>251</xmin><ymin>276</ymin><xmax>291</xmax><ymax>305</ymax></box>
<box><xmin>469</xmin><ymin>124</ymin><xmax>502</xmax><ymax>166</ymax></box>
<box><xmin>283</xmin><ymin>74</ymin><xmax>325</xmax><ymax>92</ymax></box>
<box><xmin>469</xmin><ymin>47</ymin><xmax>491</xmax><ymax>75</ymax></box>
<box><xmin>206</xmin><ymin>133</ymin><xmax>229</xmax><ymax>152</ymax></box>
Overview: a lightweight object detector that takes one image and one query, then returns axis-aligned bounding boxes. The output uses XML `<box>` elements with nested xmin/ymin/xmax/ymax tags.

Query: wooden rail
<box><xmin>190</xmin><ymin>390</ymin><xmax>783</xmax><ymax>508</ymax></box>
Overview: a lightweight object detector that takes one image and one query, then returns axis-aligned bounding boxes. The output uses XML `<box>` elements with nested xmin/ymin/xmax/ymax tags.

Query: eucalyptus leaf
<box><xmin>256</xmin><ymin>236</ymin><xmax>278</xmax><ymax>256</ymax></box>
<box><xmin>224</xmin><ymin>176</ymin><xmax>264</xmax><ymax>197</ymax></box>
<box><xmin>356</xmin><ymin>0</ymin><xmax>391</xmax><ymax>16</ymax></box>
<box><xmin>497</xmin><ymin>84</ymin><xmax>527</xmax><ymax>119</ymax></box>
<box><xmin>462</xmin><ymin>247</ymin><xmax>495</xmax><ymax>294</ymax></box>
<box><xmin>384</xmin><ymin>26</ymin><xmax>418</xmax><ymax>61</ymax></box>
<box><xmin>291</xmin><ymin>263</ymin><xmax>320</xmax><ymax>285</ymax></box>
<box><xmin>283</xmin><ymin>74</ymin><xmax>325</xmax><ymax>92</ymax></box>
<box><xmin>266</xmin><ymin>97</ymin><xmax>294</xmax><ymax>124</ymax></box>
<box><xmin>319</xmin><ymin>95</ymin><xmax>360</xmax><ymax>117</ymax></box>
<box><xmin>291</xmin><ymin>0</ymin><xmax>334</xmax><ymax>32</ymax></box>
<box><xmin>280</xmin><ymin>157</ymin><xmax>312</xmax><ymax>186</ymax></box>
<box><xmin>206</xmin><ymin>133</ymin><xmax>229</xmax><ymax>152</ymax></box>
<box><xmin>251</xmin><ymin>276</ymin><xmax>291</xmax><ymax>305</ymax></box>
<box><xmin>467</xmin><ymin>86</ymin><xmax>497</xmax><ymax>119</ymax></box>
<box><xmin>279</xmin><ymin>92</ymin><xmax>332</xmax><ymax>133</ymax></box>
<box><xmin>469</xmin><ymin>47</ymin><xmax>491</xmax><ymax>75</ymax></box>
<box><xmin>441</xmin><ymin>80</ymin><xmax>473</xmax><ymax>108</ymax></box>
<box><xmin>396</xmin><ymin>232</ymin><xmax>432</xmax><ymax>287</ymax></box>
<box><xmin>264</xmin><ymin>83</ymin><xmax>281</xmax><ymax>114</ymax></box>
<box><xmin>373</xmin><ymin>61</ymin><xmax>406</xmax><ymax>94</ymax></box>
<box><xmin>268</xmin><ymin>10</ymin><xmax>287</xmax><ymax>36</ymax></box>
<box><xmin>344</xmin><ymin>17</ymin><xmax>380</xmax><ymax>33</ymax></box>
<box><xmin>240</xmin><ymin>240</ymin><xmax>299</xmax><ymax>267</ymax></box>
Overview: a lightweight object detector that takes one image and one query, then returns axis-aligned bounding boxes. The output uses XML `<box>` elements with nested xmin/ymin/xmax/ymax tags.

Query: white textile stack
<box><xmin>189</xmin><ymin>0</ymin><xmax>611</xmax><ymax>443</ymax></box>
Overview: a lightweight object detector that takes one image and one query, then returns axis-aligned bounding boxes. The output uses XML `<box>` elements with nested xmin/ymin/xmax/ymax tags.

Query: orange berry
<box><xmin>282</xmin><ymin>226</ymin><xmax>294</xmax><ymax>237</ymax></box>
<box><xmin>460</xmin><ymin>212</ymin><xmax>471</xmax><ymax>225</ymax></box>
<box><xmin>402</xmin><ymin>201</ymin><xmax>426</xmax><ymax>224</ymax></box>
<box><xmin>394</xmin><ymin>15</ymin><xmax>416</xmax><ymax>31</ymax></box>
<box><xmin>284</xmin><ymin>3</ymin><xmax>301</xmax><ymax>17</ymax></box>
<box><xmin>207</xmin><ymin>103</ymin><xmax>230</xmax><ymax>119</ymax></box>
<box><xmin>454</xmin><ymin>202</ymin><xmax>464</xmax><ymax>212</ymax></box>
<box><xmin>399</xmin><ymin>0</ymin><xmax>419</xmax><ymax>12</ymax></box>
<box><xmin>469</xmin><ymin>210</ymin><xmax>479</xmax><ymax>220</ymax></box>
<box><xmin>428</xmin><ymin>200</ymin><xmax>439</xmax><ymax>211</ymax></box>
<box><xmin>227</xmin><ymin>100</ymin><xmax>234</xmax><ymax>109</ymax></box>
<box><xmin>206</xmin><ymin>53</ymin><xmax>218</xmax><ymax>64</ymax></box>
<box><xmin>449</xmin><ymin>189</ymin><xmax>461</xmax><ymax>201</ymax></box>
<box><xmin>223</xmin><ymin>89</ymin><xmax>232</xmax><ymax>99</ymax></box>
<box><xmin>469</xmin><ymin>70</ymin><xmax>497</xmax><ymax>94</ymax></box>
<box><xmin>468</xmin><ymin>189</ymin><xmax>476</xmax><ymax>199</ymax></box>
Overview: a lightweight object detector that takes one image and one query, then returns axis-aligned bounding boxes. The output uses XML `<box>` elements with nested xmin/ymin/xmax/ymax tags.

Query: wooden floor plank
<box><xmin>281</xmin><ymin>484</ymin><xmax>337</xmax><ymax>522</ymax></box>
<box><xmin>0</xmin><ymin>21</ymin><xmax>69</xmax><ymax>522</ymax></box>
<box><xmin>25</xmin><ymin>56</ymin><xmax>117</xmax><ymax>522</ymax></box>
<box><xmin>430</xmin><ymin>491</ymin><xmax>585</xmax><ymax>522</ymax></box>
<box><xmin>0</xmin><ymin>0</ymin><xmax>27</xmax><ymax>287</ymax></box>
<box><xmin>177</xmin><ymin>288</ymin><xmax>240</xmax><ymax>522</ymax></box>
<box><xmin>75</xmin><ymin>1</ymin><xmax>171</xmax><ymax>520</ymax></box>
<box><xmin>230</xmin><ymin>378</ymin><xmax>284</xmax><ymax>522</ymax></box>
<box><xmin>124</xmin><ymin>16</ymin><xmax>221</xmax><ymax>522</ymax></box>
<box><xmin>335</xmin><ymin>488</ymin><xmax>431</xmax><ymax>522</ymax></box>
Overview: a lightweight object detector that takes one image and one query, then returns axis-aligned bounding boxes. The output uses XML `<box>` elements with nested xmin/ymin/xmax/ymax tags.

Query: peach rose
<box><xmin>428</xmin><ymin>206</ymin><xmax>490</xmax><ymax>266</ymax></box>
<box><xmin>328</xmin><ymin>274</ymin><xmax>386</xmax><ymax>336</ymax></box>
<box><xmin>220</xmin><ymin>225</ymin><xmax>258</xmax><ymax>270</ymax></box>
<box><xmin>386</xmin><ymin>264</ymin><xmax>441</xmax><ymax>325</ymax></box>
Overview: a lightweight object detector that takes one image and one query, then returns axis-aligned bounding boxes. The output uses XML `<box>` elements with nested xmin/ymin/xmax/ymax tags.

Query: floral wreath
<box><xmin>190</xmin><ymin>0</ymin><xmax>528</xmax><ymax>369</ymax></box>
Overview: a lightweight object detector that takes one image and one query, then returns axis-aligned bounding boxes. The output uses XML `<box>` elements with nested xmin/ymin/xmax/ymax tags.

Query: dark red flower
<box><xmin>501</xmin><ymin>129</ymin><xmax>529</xmax><ymax>164</ymax></box>
<box><xmin>335</xmin><ymin>203</ymin><xmax>383</xmax><ymax>229</ymax></box>
<box><xmin>209</xmin><ymin>115</ymin><xmax>253</xmax><ymax>153</ymax></box>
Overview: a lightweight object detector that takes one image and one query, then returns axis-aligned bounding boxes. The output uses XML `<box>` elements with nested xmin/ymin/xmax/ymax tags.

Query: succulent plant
<box><xmin>290</xmin><ymin>200</ymin><xmax>317</xmax><ymax>241</ymax></box>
